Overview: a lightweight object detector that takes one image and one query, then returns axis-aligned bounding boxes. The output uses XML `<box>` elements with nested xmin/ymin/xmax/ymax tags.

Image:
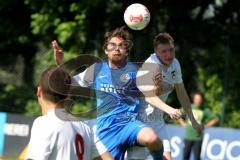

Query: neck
<box><xmin>41</xmin><ymin>100</ymin><xmax>62</xmax><ymax>115</ymax></box>
<box><xmin>108</xmin><ymin>59</ymin><xmax>127</xmax><ymax>69</ymax></box>
<box><xmin>156</xmin><ymin>56</ymin><xmax>169</xmax><ymax>67</ymax></box>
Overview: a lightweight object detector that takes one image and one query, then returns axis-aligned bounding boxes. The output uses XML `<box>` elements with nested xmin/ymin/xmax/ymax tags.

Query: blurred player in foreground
<box><xmin>179</xmin><ymin>92</ymin><xmax>219</xmax><ymax>160</ymax></box>
<box><xmin>127</xmin><ymin>33</ymin><xmax>203</xmax><ymax>160</ymax></box>
<box><xmin>53</xmin><ymin>27</ymin><xmax>182</xmax><ymax>160</ymax></box>
<box><xmin>25</xmin><ymin>66</ymin><xmax>112</xmax><ymax>160</ymax></box>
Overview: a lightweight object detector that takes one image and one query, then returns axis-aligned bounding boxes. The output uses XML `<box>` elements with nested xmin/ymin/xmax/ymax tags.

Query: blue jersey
<box><xmin>74</xmin><ymin>61</ymin><xmax>141</xmax><ymax>121</ymax></box>
<box><xmin>74</xmin><ymin>61</ymin><xmax>147</xmax><ymax>159</ymax></box>
<box><xmin>93</xmin><ymin>61</ymin><xmax>141</xmax><ymax>117</ymax></box>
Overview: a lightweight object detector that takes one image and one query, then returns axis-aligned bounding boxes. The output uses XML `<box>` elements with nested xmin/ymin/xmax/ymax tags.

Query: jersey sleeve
<box><xmin>136</xmin><ymin>61</ymin><xmax>159</xmax><ymax>95</ymax></box>
<box><xmin>73</xmin><ymin>63</ymin><xmax>96</xmax><ymax>87</ymax></box>
<box><xmin>25</xmin><ymin>118</ymin><xmax>53</xmax><ymax>160</ymax></box>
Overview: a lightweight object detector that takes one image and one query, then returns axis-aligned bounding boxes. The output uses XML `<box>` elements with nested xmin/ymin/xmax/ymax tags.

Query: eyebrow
<box><xmin>108</xmin><ymin>42</ymin><xmax>124</xmax><ymax>45</ymax></box>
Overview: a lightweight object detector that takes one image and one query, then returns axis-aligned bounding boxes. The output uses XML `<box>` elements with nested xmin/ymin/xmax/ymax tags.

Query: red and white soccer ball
<box><xmin>124</xmin><ymin>3</ymin><xmax>150</xmax><ymax>30</ymax></box>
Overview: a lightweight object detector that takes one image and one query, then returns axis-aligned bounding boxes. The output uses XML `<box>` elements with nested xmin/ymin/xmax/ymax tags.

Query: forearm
<box><xmin>145</xmin><ymin>96</ymin><xmax>173</xmax><ymax>114</ymax></box>
<box><xmin>178</xmin><ymin>118</ymin><xmax>187</xmax><ymax>127</ymax></box>
<box><xmin>204</xmin><ymin>118</ymin><xmax>219</xmax><ymax>128</ymax></box>
<box><xmin>177</xmin><ymin>89</ymin><xmax>196</xmax><ymax>123</ymax></box>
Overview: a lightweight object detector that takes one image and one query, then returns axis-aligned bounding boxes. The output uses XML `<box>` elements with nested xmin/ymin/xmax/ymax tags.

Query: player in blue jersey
<box><xmin>52</xmin><ymin>26</ymin><xmax>182</xmax><ymax>160</ymax></box>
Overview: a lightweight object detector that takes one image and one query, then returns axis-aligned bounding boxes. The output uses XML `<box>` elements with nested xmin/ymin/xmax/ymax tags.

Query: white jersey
<box><xmin>25</xmin><ymin>108</ymin><xmax>106</xmax><ymax>160</ymax></box>
<box><xmin>127</xmin><ymin>54</ymin><xmax>183</xmax><ymax>159</ymax></box>
<box><xmin>137</xmin><ymin>53</ymin><xmax>183</xmax><ymax>125</ymax></box>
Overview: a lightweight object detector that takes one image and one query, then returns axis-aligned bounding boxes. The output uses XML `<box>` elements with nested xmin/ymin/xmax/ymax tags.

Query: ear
<box><xmin>105</xmin><ymin>49</ymin><xmax>108</xmax><ymax>55</ymax></box>
<box><xmin>37</xmin><ymin>86</ymin><xmax>42</xmax><ymax>97</ymax></box>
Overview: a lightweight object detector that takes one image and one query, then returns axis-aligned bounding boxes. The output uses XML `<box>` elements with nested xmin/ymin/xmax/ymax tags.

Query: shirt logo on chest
<box><xmin>171</xmin><ymin>71</ymin><xmax>176</xmax><ymax>79</ymax></box>
<box><xmin>161</xmin><ymin>70</ymin><xmax>176</xmax><ymax>80</ymax></box>
<box><xmin>120</xmin><ymin>73</ymin><xmax>130</xmax><ymax>83</ymax></box>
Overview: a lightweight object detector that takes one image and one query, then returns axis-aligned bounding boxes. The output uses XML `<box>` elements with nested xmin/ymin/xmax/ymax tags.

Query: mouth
<box><xmin>166</xmin><ymin>58</ymin><xmax>173</xmax><ymax>62</ymax></box>
<box><xmin>113</xmin><ymin>53</ymin><xmax>122</xmax><ymax>56</ymax></box>
<box><xmin>163</xmin><ymin>59</ymin><xmax>173</xmax><ymax>66</ymax></box>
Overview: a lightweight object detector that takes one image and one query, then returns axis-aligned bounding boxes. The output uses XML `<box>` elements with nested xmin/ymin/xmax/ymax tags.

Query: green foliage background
<box><xmin>0</xmin><ymin>0</ymin><xmax>240</xmax><ymax>128</ymax></box>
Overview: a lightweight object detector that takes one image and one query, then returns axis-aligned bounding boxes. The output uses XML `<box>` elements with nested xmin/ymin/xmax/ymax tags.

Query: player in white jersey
<box><xmin>25</xmin><ymin>66</ymin><xmax>112</xmax><ymax>160</ymax></box>
<box><xmin>127</xmin><ymin>33</ymin><xmax>203</xmax><ymax>160</ymax></box>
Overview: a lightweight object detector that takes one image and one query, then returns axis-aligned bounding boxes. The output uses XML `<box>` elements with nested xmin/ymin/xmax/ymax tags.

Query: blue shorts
<box><xmin>97</xmin><ymin>115</ymin><xmax>148</xmax><ymax>160</ymax></box>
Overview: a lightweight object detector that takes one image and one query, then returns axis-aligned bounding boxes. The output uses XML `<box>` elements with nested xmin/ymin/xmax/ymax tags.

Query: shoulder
<box><xmin>28</xmin><ymin>116</ymin><xmax>55</xmax><ymax>148</ymax></box>
<box><xmin>94</xmin><ymin>61</ymin><xmax>105</xmax><ymax>68</ymax></box>
<box><xmin>73</xmin><ymin>62</ymin><xmax>104</xmax><ymax>84</ymax></box>
<box><xmin>146</xmin><ymin>53</ymin><xmax>159</xmax><ymax>63</ymax></box>
<box><xmin>127</xmin><ymin>61</ymin><xmax>139</xmax><ymax>70</ymax></box>
<box><xmin>30</xmin><ymin>115</ymin><xmax>59</xmax><ymax>138</ymax></box>
<box><xmin>171</xmin><ymin>58</ymin><xmax>179</xmax><ymax>65</ymax></box>
<box><xmin>142</xmin><ymin>53</ymin><xmax>160</xmax><ymax>70</ymax></box>
<box><xmin>26</xmin><ymin>116</ymin><xmax>56</xmax><ymax>159</ymax></box>
<box><xmin>93</xmin><ymin>61</ymin><xmax>109</xmax><ymax>73</ymax></box>
<box><xmin>31</xmin><ymin>116</ymin><xmax>47</xmax><ymax>131</ymax></box>
<box><xmin>83</xmin><ymin>62</ymin><xmax>102</xmax><ymax>74</ymax></box>
<box><xmin>75</xmin><ymin>62</ymin><xmax>103</xmax><ymax>75</ymax></box>
<box><xmin>172</xmin><ymin>58</ymin><xmax>181</xmax><ymax>68</ymax></box>
<box><xmin>140</xmin><ymin>54</ymin><xmax>159</xmax><ymax>72</ymax></box>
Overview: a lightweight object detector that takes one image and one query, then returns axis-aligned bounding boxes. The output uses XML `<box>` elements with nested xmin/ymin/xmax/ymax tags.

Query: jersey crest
<box><xmin>120</xmin><ymin>73</ymin><xmax>131</xmax><ymax>83</ymax></box>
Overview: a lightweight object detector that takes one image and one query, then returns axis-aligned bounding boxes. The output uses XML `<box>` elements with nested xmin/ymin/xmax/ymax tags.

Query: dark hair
<box><xmin>153</xmin><ymin>32</ymin><xmax>174</xmax><ymax>49</ymax></box>
<box><xmin>39</xmin><ymin>66</ymin><xmax>71</xmax><ymax>103</ymax></box>
<box><xmin>190</xmin><ymin>92</ymin><xmax>204</xmax><ymax>102</ymax></box>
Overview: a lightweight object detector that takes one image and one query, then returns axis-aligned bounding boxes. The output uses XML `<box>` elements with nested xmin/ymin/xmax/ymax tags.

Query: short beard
<box><xmin>111</xmin><ymin>56</ymin><xmax>127</xmax><ymax>67</ymax></box>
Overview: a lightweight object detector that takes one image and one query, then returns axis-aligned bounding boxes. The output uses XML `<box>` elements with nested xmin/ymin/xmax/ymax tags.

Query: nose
<box><xmin>115</xmin><ymin>46</ymin><xmax>120</xmax><ymax>51</ymax></box>
<box><xmin>165</xmin><ymin>52</ymin><xmax>172</xmax><ymax>59</ymax></box>
<box><xmin>114</xmin><ymin>45</ymin><xmax>121</xmax><ymax>51</ymax></box>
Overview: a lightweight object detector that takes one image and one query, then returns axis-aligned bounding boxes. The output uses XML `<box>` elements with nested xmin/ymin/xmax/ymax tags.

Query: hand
<box><xmin>192</xmin><ymin>120</ymin><xmax>203</xmax><ymax>136</ymax></box>
<box><xmin>153</xmin><ymin>71</ymin><xmax>162</xmax><ymax>86</ymax></box>
<box><xmin>153</xmin><ymin>71</ymin><xmax>171</xmax><ymax>95</ymax></box>
<box><xmin>153</xmin><ymin>71</ymin><xmax>162</xmax><ymax>95</ymax></box>
<box><xmin>52</xmin><ymin>40</ymin><xmax>64</xmax><ymax>65</ymax></box>
<box><xmin>168</xmin><ymin>108</ymin><xmax>182</xmax><ymax>120</ymax></box>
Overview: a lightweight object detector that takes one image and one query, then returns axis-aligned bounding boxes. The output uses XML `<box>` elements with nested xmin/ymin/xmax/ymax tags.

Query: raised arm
<box><xmin>52</xmin><ymin>40</ymin><xmax>64</xmax><ymax>65</ymax></box>
<box><xmin>51</xmin><ymin>40</ymin><xmax>97</xmax><ymax>98</ymax></box>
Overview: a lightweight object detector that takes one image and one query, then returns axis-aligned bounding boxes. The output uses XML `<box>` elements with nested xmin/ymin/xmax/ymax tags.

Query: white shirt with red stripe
<box><xmin>25</xmin><ymin>108</ymin><xmax>106</xmax><ymax>160</ymax></box>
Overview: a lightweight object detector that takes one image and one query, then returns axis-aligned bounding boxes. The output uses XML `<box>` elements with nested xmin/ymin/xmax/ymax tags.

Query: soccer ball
<box><xmin>124</xmin><ymin>3</ymin><xmax>150</xmax><ymax>30</ymax></box>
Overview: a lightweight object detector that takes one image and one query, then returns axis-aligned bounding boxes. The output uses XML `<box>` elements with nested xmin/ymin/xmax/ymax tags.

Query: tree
<box><xmin>0</xmin><ymin>0</ymin><xmax>37</xmax><ymax>113</ymax></box>
<box><xmin>1</xmin><ymin>0</ymin><xmax>239</xmax><ymax>128</ymax></box>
